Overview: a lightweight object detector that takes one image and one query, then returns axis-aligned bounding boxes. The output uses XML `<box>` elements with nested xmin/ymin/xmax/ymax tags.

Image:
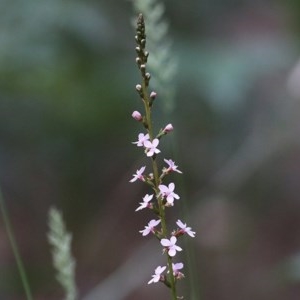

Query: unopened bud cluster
<box><xmin>135</xmin><ymin>15</ymin><xmax>151</xmax><ymax>87</ymax></box>
<box><xmin>130</xmin><ymin>14</ymin><xmax>195</xmax><ymax>297</ymax></box>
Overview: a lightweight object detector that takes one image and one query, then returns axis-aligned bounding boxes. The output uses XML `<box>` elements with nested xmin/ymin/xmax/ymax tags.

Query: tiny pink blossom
<box><xmin>164</xmin><ymin>159</ymin><xmax>182</xmax><ymax>174</ymax></box>
<box><xmin>148</xmin><ymin>265</ymin><xmax>166</xmax><ymax>284</ymax></box>
<box><xmin>172</xmin><ymin>262</ymin><xmax>184</xmax><ymax>279</ymax></box>
<box><xmin>176</xmin><ymin>220</ymin><xmax>196</xmax><ymax>237</ymax></box>
<box><xmin>133</xmin><ymin>133</ymin><xmax>150</xmax><ymax>147</ymax></box>
<box><xmin>139</xmin><ymin>219</ymin><xmax>161</xmax><ymax>236</ymax></box>
<box><xmin>144</xmin><ymin>138</ymin><xmax>161</xmax><ymax>157</ymax></box>
<box><xmin>129</xmin><ymin>166</ymin><xmax>146</xmax><ymax>183</ymax></box>
<box><xmin>158</xmin><ymin>182</ymin><xmax>180</xmax><ymax>205</ymax></box>
<box><xmin>160</xmin><ymin>236</ymin><xmax>182</xmax><ymax>257</ymax></box>
<box><xmin>172</xmin><ymin>262</ymin><xmax>184</xmax><ymax>273</ymax></box>
<box><xmin>163</xmin><ymin>123</ymin><xmax>173</xmax><ymax>133</ymax></box>
<box><xmin>132</xmin><ymin>111</ymin><xmax>142</xmax><ymax>121</ymax></box>
<box><xmin>135</xmin><ymin>194</ymin><xmax>153</xmax><ymax>211</ymax></box>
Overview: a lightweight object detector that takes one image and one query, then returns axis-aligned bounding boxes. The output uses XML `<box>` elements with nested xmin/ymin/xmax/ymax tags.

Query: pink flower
<box><xmin>172</xmin><ymin>262</ymin><xmax>184</xmax><ymax>279</ymax></box>
<box><xmin>139</xmin><ymin>219</ymin><xmax>161</xmax><ymax>236</ymax></box>
<box><xmin>158</xmin><ymin>182</ymin><xmax>180</xmax><ymax>205</ymax></box>
<box><xmin>144</xmin><ymin>138</ymin><xmax>161</xmax><ymax>157</ymax></box>
<box><xmin>135</xmin><ymin>194</ymin><xmax>153</xmax><ymax>211</ymax></box>
<box><xmin>133</xmin><ymin>133</ymin><xmax>150</xmax><ymax>147</ymax></box>
<box><xmin>163</xmin><ymin>123</ymin><xmax>173</xmax><ymax>133</ymax></box>
<box><xmin>129</xmin><ymin>166</ymin><xmax>146</xmax><ymax>182</ymax></box>
<box><xmin>148</xmin><ymin>265</ymin><xmax>166</xmax><ymax>284</ymax></box>
<box><xmin>176</xmin><ymin>220</ymin><xmax>196</xmax><ymax>237</ymax></box>
<box><xmin>132</xmin><ymin>111</ymin><xmax>142</xmax><ymax>121</ymax></box>
<box><xmin>160</xmin><ymin>236</ymin><xmax>182</xmax><ymax>257</ymax></box>
<box><xmin>164</xmin><ymin>159</ymin><xmax>182</xmax><ymax>174</ymax></box>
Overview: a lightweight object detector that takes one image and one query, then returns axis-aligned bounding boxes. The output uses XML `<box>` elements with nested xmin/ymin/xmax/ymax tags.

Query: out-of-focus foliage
<box><xmin>0</xmin><ymin>0</ymin><xmax>132</xmax><ymax>132</ymax></box>
<box><xmin>48</xmin><ymin>207</ymin><xmax>77</xmax><ymax>300</ymax></box>
<box><xmin>1</xmin><ymin>0</ymin><xmax>300</xmax><ymax>299</ymax></box>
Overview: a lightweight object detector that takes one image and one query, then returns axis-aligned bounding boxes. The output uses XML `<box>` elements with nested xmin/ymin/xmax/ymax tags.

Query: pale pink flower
<box><xmin>133</xmin><ymin>133</ymin><xmax>150</xmax><ymax>147</ymax></box>
<box><xmin>144</xmin><ymin>138</ymin><xmax>160</xmax><ymax>157</ymax></box>
<box><xmin>135</xmin><ymin>194</ymin><xmax>153</xmax><ymax>211</ymax></box>
<box><xmin>158</xmin><ymin>182</ymin><xmax>180</xmax><ymax>205</ymax></box>
<box><xmin>172</xmin><ymin>262</ymin><xmax>184</xmax><ymax>279</ymax></box>
<box><xmin>132</xmin><ymin>111</ymin><xmax>142</xmax><ymax>121</ymax></box>
<box><xmin>139</xmin><ymin>219</ymin><xmax>161</xmax><ymax>236</ymax></box>
<box><xmin>176</xmin><ymin>220</ymin><xmax>196</xmax><ymax>237</ymax></box>
<box><xmin>160</xmin><ymin>236</ymin><xmax>182</xmax><ymax>257</ymax></box>
<box><xmin>148</xmin><ymin>265</ymin><xmax>166</xmax><ymax>284</ymax></box>
<box><xmin>164</xmin><ymin>159</ymin><xmax>182</xmax><ymax>174</ymax></box>
<box><xmin>129</xmin><ymin>166</ymin><xmax>146</xmax><ymax>183</ymax></box>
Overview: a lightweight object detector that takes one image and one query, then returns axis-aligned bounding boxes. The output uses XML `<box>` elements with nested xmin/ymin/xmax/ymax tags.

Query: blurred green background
<box><xmin>1</xmin><ymin>0</ymin><xmax>300</xmax><ymax>299</ymax></box>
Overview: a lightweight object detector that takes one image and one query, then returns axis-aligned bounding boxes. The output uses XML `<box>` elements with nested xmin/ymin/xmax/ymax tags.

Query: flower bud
<box><xmin>136</xmin><ymin>84</ymin><xmax>142</xmax><ymax>92</ymax></box>
<box><xmin>175</xmin><ymin>272</ymin><xmax>185</xmax><ymax>280</ymax></box>
<box><xmin>150</xmin><ymin>91</ymin><xmax>157</xmax><ymax>100</ymax></box>
<box><xmin>136</xmin><ymin>57</ymin><xmax>141</xmax><ymax>65</ymax></box>
<box><xmin>132</xmin><ymin>111</ymin><xmax>143</xmax><ymax>121</ymax></box>
<box><xmin>163</xmin><ymin>123</ymin><xmax>173</xmax><ymax>133</ymax></box>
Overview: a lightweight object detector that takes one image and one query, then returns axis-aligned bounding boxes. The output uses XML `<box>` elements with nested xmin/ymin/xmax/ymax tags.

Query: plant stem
<box><xmin>0</xmin><ymin>187</ymin><xmax>33</xmax><ymax>300</ymax></box>
<box><xmin>168</xmin><ymin>256</ymin><xmax>177</xmax><ymax>300</ymax></box>
<box><xmin>136</xmin><ymin>13</ymin><xmax>178</xmax><ymax>300</ymax></box>
<box><xmin>142</xmin><ymin>84</ymin><xmax>178</xmax><ymax>300</ymax></box>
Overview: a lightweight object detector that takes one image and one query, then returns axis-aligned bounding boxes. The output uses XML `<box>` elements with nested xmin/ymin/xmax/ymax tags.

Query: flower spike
<box><xmin>130</xmin><ymin>13</ymin><xmax>195</xmax><ymax>298</ymax></box>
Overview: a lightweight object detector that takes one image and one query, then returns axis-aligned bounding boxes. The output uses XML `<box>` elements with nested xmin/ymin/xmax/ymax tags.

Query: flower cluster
<box><xmin>130</xmin><ymin>14</ymin><xmax>195</xmax><ymax>296</ymax></box>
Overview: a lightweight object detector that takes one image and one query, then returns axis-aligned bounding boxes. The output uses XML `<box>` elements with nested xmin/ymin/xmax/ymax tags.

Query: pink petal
<box><xmin>159</xmin><ymin>185</ymin><xmax>168</xmax><ymax>193</ymax></box>
<box><xmin>175</xmin><ymin>245</ymin><xmax>182</xmax><ymax>251</ymax></box>
<box><xmin>144</xmin><ymin>140</ymin><xmax>151</xmax><ymax>148</ymax></box>
<box><xmin>168</xmin><ymin>182</ymin><xmax>175</xmax><ymax>191</ymax></box>
<box><xmin>170</xmin><ymin>236</ymin><xmax>177</xmax><ymax>244</ymax></box>
<box><xmin>152</xmin><ymin>138</ymin><xmax>159</xmax><ymax>147</ymax></box>
<box><xmin>161</xmin><ymin>238</ymin><xmax>171</xmax><ymax>247</ymax></box>
<box><xmin>177</xmin><ymin>220</ymin><xmax>185</xmax><ymax>228</ymax></box>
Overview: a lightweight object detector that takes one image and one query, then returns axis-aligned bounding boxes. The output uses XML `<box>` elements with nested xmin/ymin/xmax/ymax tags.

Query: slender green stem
<box><xmin>0</xmin><ymin>188</ymin><xmax>33</xmax><ymax>300</ymax></box>
<box><xmin>168</xmin><ymin>256</ymin><xmax>177</xmax><ymax>299</ymax></box>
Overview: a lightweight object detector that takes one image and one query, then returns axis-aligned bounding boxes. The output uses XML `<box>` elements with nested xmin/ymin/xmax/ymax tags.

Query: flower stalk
<box><xmin>130</xmin><ymin>14</ymin><xmax>196</xmax><ymax>300</ymax></box>
<box><xmin>0</xmin><ymin>187</ymin><xmax>33</xmax><ymax>300</ymax></box>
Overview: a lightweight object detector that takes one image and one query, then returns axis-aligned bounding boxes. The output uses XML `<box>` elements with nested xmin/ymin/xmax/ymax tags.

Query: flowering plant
<box><xmin>130</xmin><ymin>14</ymin><xmax>195</xmax><ymax>300</ymax></box>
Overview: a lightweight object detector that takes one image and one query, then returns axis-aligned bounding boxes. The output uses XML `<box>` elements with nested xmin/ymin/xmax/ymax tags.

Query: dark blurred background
<box><xmin>1</xmin><ymin>0</ymin><xmax>300</xmax><ymax>299</ymax></box>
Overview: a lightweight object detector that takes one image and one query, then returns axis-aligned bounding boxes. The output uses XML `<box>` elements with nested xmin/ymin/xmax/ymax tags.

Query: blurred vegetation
<box><xmin>1</xmin><ymin>0</ymin><xmax>300</xmax><ymax>299</ymax></box>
